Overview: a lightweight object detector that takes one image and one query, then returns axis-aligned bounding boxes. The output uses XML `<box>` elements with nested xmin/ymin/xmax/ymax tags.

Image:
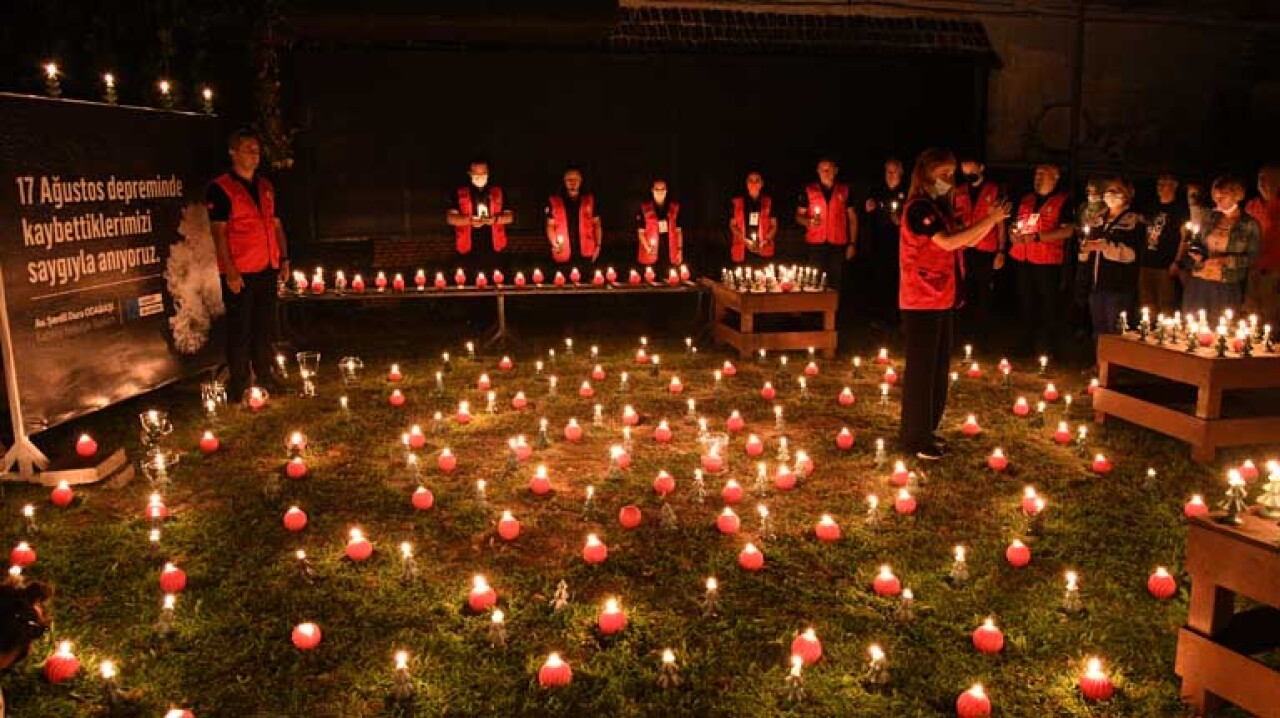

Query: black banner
<box><xmin>0</xmin><ymin>93</ymin><xmax>223</xmax><ymax>435</ymax></box>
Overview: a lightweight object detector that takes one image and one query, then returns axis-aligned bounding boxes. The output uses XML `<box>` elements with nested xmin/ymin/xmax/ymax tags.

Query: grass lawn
<box><xmin>3</xmin><ymin>323</ymin><xmax>1272</xmax><ymax>717</ymax></box>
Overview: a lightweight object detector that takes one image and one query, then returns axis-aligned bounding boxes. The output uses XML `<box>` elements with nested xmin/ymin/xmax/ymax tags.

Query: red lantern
<box><xmin>159</xmin><ymin>562</ymin><xmax>187</xmax><ymax>593</ymax></box>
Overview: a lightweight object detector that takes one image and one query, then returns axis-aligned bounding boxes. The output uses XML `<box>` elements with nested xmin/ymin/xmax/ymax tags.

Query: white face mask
<box><xmin>931</xmin><ymin>178</ymin><xmax>952</xmax><ymax>198</ymax></box>
<box><xmin>471</xmin><ymin>174</ymin><xmax>489</xmax><ymax>189</ymax></box>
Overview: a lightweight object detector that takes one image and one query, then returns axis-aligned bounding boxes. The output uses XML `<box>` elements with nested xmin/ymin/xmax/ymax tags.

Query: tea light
<box><xmin>884</xmin><ymin>367</ymin><xmax>898</xmax><ymax>385</ymax></box>
<box><xmin>498</xmin><ymin>510</ymin><xmax>521</xmax><ymax>540</ymax></box>
<box><xmin>1091</xmin><ymin>453</ymin><xmax>1112</xmax><ymax>474</ymax></box>
<box><xmin>872</xmin><ymin>565</ymin><xmax>901</xmax><ymax>596</ymax></box>
<box><xmin>583</xmin><ymin>534</ymin><xmax>608</xmax><ymax>564</ymax></box>
<box><xmin>972</xmin><ymin>618</ymin><xmax>1004</xmax><ymax>654</ymax></box>
<box><xmin>876</xmin><ymin>348</ymin><xmax>889</xmax><ymax>364</ymax></box>
<box><xmin>814</xmin><ymin>514</ymin><xmax>841</xmax><ymax>542</ymax></box>
<box><xmin>345</xmin><ymin>528</ymin><xmax>373</xmax><ymax>561</ymax></box>
<box><xmin>654</xmin><ymin>420</ymin><xmax>673</xmax><ymax>444</ymax></box>
<box><xmin>774</xmin><ymin>464</ymin><xmax>796</xmax><ymax>491</ymax></box>
<box><xmin>1053</xmin><ymin>421</ymin><xmax>1072</xmax><ymax>445</ymax></box>
<box><xmin>791</xmin><ymin>628</ymin><xmax>822</xmax><ymax>665</ymax></box>
<box><xmin>538</xmin><ymin>653</ymin><xmax>572</xmax><ymax>687</ymax></box>
<box><xmin>987</xmin><ymin>448</ymin><xmax>1008</xmax><ymax>472</ymax></box>
<box><xmin>1079</xmin><ymin>657</ymin><xmax>1114</xmax><ymax>701</ymax></box>
<box><xmin>1005</xmin><ymin>539</ymin><xmax>1031</xmax><ymax>567</ymax></box>
<box><xmin>745</xmin><ymin>434</ymin><xmax>764</xmax><ymax>457</ymax></box>
<box><xmin>292</xmin><ymin>622</ymin><xmax>322</xmax><ymax>650</ymax></box>
<box><xmin>42</xmin><ymin>641</ymin><xmax>80</xmax><ymax>683</ymax></box>
<box><xmin>1043</xmin><ymin>383</ymin><xmax>1059</xmax><ymax>402</ymax></box>
<box><xmin>388</xmin><ymin>364</ymin><xmax>403</xmax><ymax>382</ymax></box>
<box><xmin>702</xmin><ymin>446</ymin><xmax>724</xmax><ymax>474</ymax></box>
<box><xmin>956</xmin><ymin>683</ymin><xmax>992</xmax><ymax>717</ymax></box>
<box><xmin>1021</xmin><ymin>487</ymin><xmax>1043</xmax><ymax>516</ymax></box>
<box><xmin>1147</xmin><ymin>567</ymin><xmax>1177</xmax><ymax>599</ymax></box>
<box><xmin>738</xmin><ymin>542</ymin><xmax>764</xmax><ymax>571</ymax></box>
<box><xmin>1240</xmin><ymin>459</ymin><xmax>1260</xmax><ymax>481</ymax></box>
<box><xmin>598</xmin><ymin>597</ymin><xmax>627</xmax><ymax>635</ymax></box>
<box><xmin>437</xmin><ymin>448</ymin><xmax>457</xmax><ymax>473</ymax></box>
<box><xmin>247</xmin><ymin>387</ymin><xmax>266</xmax><ymax>410</ymax></box>
<box><xmin>159</xmin><ymin>561</ymin><xmax>187</xmax><ymax>593</ymax></box>
<box><xmin>760</xmin><ymin>382</ymin><xmax>776</xmax><ymax>400</ymax></box>
<box><xmin>530</xmin><ymin>465</ymin><xmax>552</xmax><ymax>495</ymax></box>
<box><xmin>893</xmin><ymin>489</ymin><xmax>917</xmax><ymax>515</ymax></box>
<box><xmin>468</xmin><ymin>575</ymin><xmax>497</xmax><ymax>611</ymax></box>
<box><xmin>411</xmin><ymin>485</ymin><xmax>434</xmax><ymax>510</ymax></box>
<box><xmin>891</xmin><ymin>460</ymin><xmax>910</xmax><ymax>486</ymax></box>
<box><xmin>388</xmin><ymin>389</ymin><xmax>405</xmax><ymax>407</ymax></box>
<box><xmin>722</xmin><ymin>360</ymin><xmax>737</xmax><ymax>377</ymax></box>
<box><xmin>1182</xmin><ymin>494</ymin><xmax>1209</xmax><ymax>518</ymax></box>
<box><xmin>961</xmin><ymin>414</ymin><xmax>981</xmax><ymax>436</ymax></box>
<box><xmin>966</xmin><ymin>362</ymin><xmax>981</xmax><ymax>379</ymax></box>
<box><xmin>511</xmin><ymin>391</ymin><xmax>528</xmax><ymax>410</ymax></box>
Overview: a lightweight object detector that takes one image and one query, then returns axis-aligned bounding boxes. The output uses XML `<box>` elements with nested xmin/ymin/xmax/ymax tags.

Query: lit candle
<box><xmin>597</xmin><ymin>597</ymin><xmax>627</xmax><ymax>635</ymax></box>
<box><xmin>1078</xmin><ymin>657</ymin><xmax>1114</xmax><ymax>701</ymax></box>
<box><xmin>972</xmin><ymin>617</ymin><xmax>1004</xmax><ymax>654</ymax></box>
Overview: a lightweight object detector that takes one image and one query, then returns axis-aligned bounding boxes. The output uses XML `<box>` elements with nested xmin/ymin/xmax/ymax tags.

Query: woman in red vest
<box><xmin>899</xmin><ymin>148</ymin><xmax>1010</xmax><ymax>460</ymax></box>
<box><xmin>728</xmin><ymin>171</ymin><xmax>776</xmax><ymax>266</ymax></box>
<box><xmin>635</xmin><ymin>179</ymin><xmax>683</xmax><ymax>268</ymax></box>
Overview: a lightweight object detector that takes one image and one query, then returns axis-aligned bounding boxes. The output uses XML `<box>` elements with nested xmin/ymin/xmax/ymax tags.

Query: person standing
<box><xmin>1009</xmin><ymin>164</ymin><xmax>1072</xmax><ymax>356</ymax></box>
<box><xmin>0</xmin><ymin>580</ymin><xmax>52</xmax><ymax>717</ymax></box>
<box><xmin>446</xmin><ymin>159</ymin><xmax>514</xmax><ymax>275</ymax></box>
<box><xmin>952</xmin><ymin>159</ymin><xmax>1005</xmax><ymax>329</ymax></box>
<box><xmin>207</xmin><ymin>129</ymin><xmax>289</xmax><ymax>399</ymax></box>
<box><xmin>1082</xmin><ymin>178</ymin><xmax>1144</xmax><ymax>341</ymax></box>
<box><xmin>635</xmin><ymin>179</ymin><xmax>684</xmax><ymax>269</ymax></box>
<box><xmin>545</xmin><ymin>167</ymin><xmax>602</xmax><ymax>266</ymax></box>
<box><xmin>1138</xmin><ymin>173</ymin><xmax>1188</xmax><ymax>313</ymax></box>
<box><xmin>796</xmin><ymin>158</ymin><xmax>857</xmax><ymax>288</ymax></box>
<box><xmin>1068</xmin><ymin>180</ymin><xmax>1108</xmax><ymax>340</ymax></box>
<box><xmin>1181</xmin><ymin>176</ymin><xmax>1261</xmax><ymax>319</ymax></box>
<box><xmin>860</xmin><ymin>158</ymin><xmax>907</xmax><ymax>318</ymax></box>
<box><xmin>728</xmin><ymin>171</ymin><xmax>777</xmax><ymax>266</ymax></box>
<box><xmin>898</xmin><ymin>148</ymin><xmax>1010</xmax><ymax>460</ymax></box>
<box><xmin>1245</xmin><ymin>163</ymin><xmax>1280</xmax><ymax>328</ymax></box>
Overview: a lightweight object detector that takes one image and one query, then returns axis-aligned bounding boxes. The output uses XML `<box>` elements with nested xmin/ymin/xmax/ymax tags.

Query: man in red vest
<box><xmin>545</xmin><ymin>167</ymin><xmax>602</xmax><ymax>266</ymax></box>
<box><xmin>206</xmin><ymin>129</ymin><xmax>289</xmax><ymax>399</ymax></box>
<box><xmin>1009</xmin><ymin>164</ymin><xmax>1073</xmax><ymax>356</ymax></box>
<box><xmin>796</xmin><ymin>158</ymin><xmax>857</xmax><ymax>287</ymax></box>
<box><xmin>953</xmin><ymin>159</ymin><xmax>1006</xmax><ymax>329</ymax></box>
<box><xmin>635</xmin><ymin>179</ymin><xmax>683</xmax><ymax>268</ymax></box>
<box><xmin>728</xmin><ymin>171</ymin><xmax>777</xmax><ymax>266</ymax></box>
<box><xmin>446</xmin><ymin>159</ymin><xmax>513</xmax><ymax>274</ymax></box>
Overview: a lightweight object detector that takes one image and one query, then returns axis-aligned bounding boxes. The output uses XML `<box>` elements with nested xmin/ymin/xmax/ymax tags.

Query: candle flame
<box><xmin>99</xmin><ymin>660</ymin><xmax>117</xmax><ymax>680</ymax></box>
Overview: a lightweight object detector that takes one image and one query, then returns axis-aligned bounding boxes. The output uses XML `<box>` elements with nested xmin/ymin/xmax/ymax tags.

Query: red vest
<box><xmin>548</xmin><ymin>193</ymin><xmax>597</xmax><ymax>263</ymax></box>
<box><xmin>899</xmin><ymin>197</ymin><xmax>964</xmax><ymax>311</ymax></box>
<box><xmin>639</xmin><ymin>200</ymin><xmax>682</xmax><ymax>265</ymax></box>
<box><xmin>804</xmin><ymin>183</ymin><xmax>850</xmax><ymax>245</ymax></box>
<box><xmin>1010</xmin><ymin>191</ymin><xmax>1069</xmax><ymax>265</ymax></box>
<box><xmin>730</xmin><ymin>195</ymin><xmax>774</xmax><ymax>262</ymax></box>
<box><xmin>952</xmin><ymin>181</ymin><xmax>1001</xmax><ymax>253</ymax></box>
<box><xmin>213</xmin><ymin>173</ymin><xmax>278</xmax><ymax>274</ymax></box>
<box><xmin>455</xmin><ymin>186</ymin><xmax>507</xmax><ymax>254</ymax></box>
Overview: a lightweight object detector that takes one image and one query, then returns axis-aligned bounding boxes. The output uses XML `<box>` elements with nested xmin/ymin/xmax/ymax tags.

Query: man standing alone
<box><xmin>206</xmin><ymin>129</ymin><xmax>289</xmax><ymax>399</ymax></box>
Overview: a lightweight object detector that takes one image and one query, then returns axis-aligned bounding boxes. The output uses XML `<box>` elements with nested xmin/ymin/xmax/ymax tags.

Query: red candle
<box><xmin>872</xmin><ymin>565</ymin><xmax>901</xmax><ymax>596</ymax></box>
<box><xmin>643</xmin><ymin>267</ymin><xmax>656</xmax><ymax>283</ymax></box>
<box><xmin>987</xmin><ymin>448</ymin><xmax>1008</xmax><ymax>472</ymax></box>
<box><xmin>283</xmin><ymin>506</ymin><xmax>308</xmax><ymax>532</ymax></box>
<box><xmin>514</xmin><ymin>272</ymin><xmax>526</xmax><ymax>287</ymax></box>
<box><xmin>351</xmin><ymin>275</ymin><xmax>366</xmax><ymax>292</ymax></box>
<box><xmin>722</xmin><ymin>360</ymin><xmax>737</xmax><ymax>377</ymax></box>
<box><xmin>530</xmin><ymin>466</ymin><xmax>552</xmax><ymax>495</ymax></box>
<box><xmin>389</xmin><ymin>389</ymin><xmax>405</xmax><ymax>407</ymax></box>
<box><xmin>597</xmin><ymin>598</ymin><xmax>627</xmax><ymax>635</ymax></box>
<box><xmin>961</xmin><ymin>414</ymin><xmax>981</xmax><ymax>436</ymax></box>
<box><xmin>814</xmin><ymin>514</ymin><xmax>841</xmax><ymax>542</ymax></box>
<box><xmin>532</xmin><ymin>268</ymin><xmax>545</xmax><ymax>285</ymax></box>
<box><xmin>1053</xmin><ymin>422</ymin><xmax>1072</xmax><ymax>445</ymax></box>
<box><xmin>894</xmin><ymin>489</ymin><xmax>917</xmax><ymax>515</ymax></box>
<box><xmin>578</xmin><ymin>381</ymin><xmax>595</xmax><ymax>398</ymax></box>
<box><xmin>411</xmin><ymin>486</ymin><xmax>435</xmax><ymax>511</ymax></box>
<box><xmin>1240</xmin><ymin>459</ymin><xmax>1259</xmax><ymax>481</ymax></box>
<box><xmin>891</xmin><ymin>461</ymin><xmax>910</xmax><ymax>486</ymax></box>
<box><xmin>564</xmin><ymin>419</ymin><xmax>583</xmax><ymax>442</ymax></box>
<box><xmin>1091</xmin><ymin>453</ymin><xmax>1112</xmax><ymax>474</ymax></box>
<box><xmin>1079</xmin><ymin>658</ymin><xmax>1114</xmax><ymax>701</ymax></box>
<box><xmin>437</xmin><ymin>448</ymin><xmax>457</xmax><ymax>474</ymax></box>
<box><xmin>498</xmin><ymin>510</ymin><xmax>521</xmax><ymax>540</ymax></box>
<box><xmin>738</xmin><ymin>542</ymin><xmax>764</xmax><ymax>571</ymax></box>
<box><xmin>791</xmin><ymin>628</ymin><xmax>822</xmax><ymax>665</ymax></box>
<box><xmin>956</xmin><ymin>683</ymin><xmax>992</xmax><ymax>717</ymax></box>
<box><xmin>199</xmin><ymin>430</ymin><xmax>220</xmax><ymax>454</ymax></box>
<box><xmin>804</xmin><ymin>362</ymin><xmax>820</xmax><ymax>377</ymax></box>
<box><xmin>286</xmin><ymin>457</ymin><xmax>308</xmax><ymax>479</ymax></box>
<box><xmin>583</xmin><ymin>534</ymin><xmax>608</xmax><ymax>564</ymax></box>
<box><xmin>50</xmin><ymin>480</ymin><xmax>74</xmax><ymax>508</ymax></box>
<box><xmin>774</xmin><ymin>465</ymin><xmax>796</xmax><ymax>491</ymax></box>
<box><xmin>668</xmin><ymin>376</ymin><xmax>683</xmax><ymax>394</ymax></box>
<box><xmin>721</xmin><ymin>479</ymin><xmax>743</xmax><ymax>504</ymax></box>
<box><xmin>468</xmin><ymin>575</ymin><xmax>497</xmax><ymax>611</ymax></box>
<box><xmin>653</xmin><ymin>470</ymin><xmax>676</xmax><ymax>496</ymax></box>
<box><xmin>836</xmin><ymin>427</ymin><xmax>855</xmax><ymax>451</ymax></box>
<box><xmin>745</xmin><ymin>434</ymin><xmax>764</xmax><ymax>457</ymax></box>
<box><xmin>972</xmin><ymin>618</ymin><xmax>1004</xmax><ymax>654</ymax></box>
<box><xmin>493</xmin><ymin>269</ymin><xmax>505</xmax><ymax>285</ymax></box>
<box><xmin>1005</xmin><ymin>539</ymin><xmax>1031</xmax><ymax>567</ymax></box>
<box><xmin>345</xmin><ymin>528</ymin><xmax>373</xmax><ymax>561</ymax></box>
<box><xmin>592</xmin><ymin>269</ymin><xmax>604</xmax><ymax>286</ymax></box>
<box><xmin>591</xmin><ymin>365</ymin><xmax>606</xmax><ymax>381</ymax></box>
<box><xmin>538</xmin><ymin>653</ymin><xmax>572</xmax><ymax>687</ymax></box>
<box><xmin>1020</xmin><ymin>487</ymin><xmax>1043</xmax><ymax>516</ymax></box>
<box><xmin>477</xmin><ymin>374</ymin><xmax>492</xmax><ymax>391</ymax></box>
<box><xmin>1043</xmin><ymin>383</ymin><xmax>1059</xmax><ymax>402</ymax></box>
<box><xmin>1182</xmin><ymin>494</ymin><xmax>1209</xmax><ymax>518</ymax></box>
<box><xmin>966</xmin><ymin>362</ymin><xmax>982</xmax><ymax>379</ymax></box>
<box><xmin>619</xmin><ymin>505</ymin><xmax>642</xmax><ymax>529</ymax></box>
<box><xmin>292</xmin><ymin>622</ymin><xmax>322</xmax><ymax>651</ymax></box>
<box><xmin>415</xmin><ymin>269</ymin><xmax>427</xmax><ymax>289</ymax></box>
<box><xmin>75</xmin><ymin>433</ymin><xmax>98</xmax><ymax>458</ymax></box>
<box><xmin>42</xmin><ymin>641</ymin><xmax>80</xmax><ymax>683</ymax></box>
<box><xmin>838</xmin><ymin>387</ymin><xmax>855</xmax><ymax>406</ymax></box>
<box><xmin>247</xmin><ymin>387</ymin><xmax>266</xmax><ymax>410</ymax></box>
<box><xmin>702</xmin><ymin>449</ymin><xmax>724</xmax><ymax>474</ymax></box>
<box><xmin>760</xmin><ymin>382</ymin><xmax>776</xmax><ymax>400</ymax></box>
<box><xmin>716</xmin><ymin>507</ymin><xmax>741</xmax><ymax>534</ymax></box>
<box><xmin>434</xmin><ymin>272</ymin><xmax>447</xmax><ymax>290</ymax></box>
<box><xmin>388</xmin><ymin>364</ymin><xmax>403</xmax><ymax>382</ymax></box>
<box><xmin>511</xmin><ymin>392</ymin><xmax>528</xmax><ymax>410</ymax></box>
<box><xmin>9</xmin><ymin>542</ymin><xmax>35</xmax><ymax>568</ymax></box>
<box><xmin>407</xmin><ymin>425</ymin><xmax>426</xmax><ymax>450</ymax></box>
<box><xmin>392</xmin><ymin>273</ymin><xmax>406</xmax><ymax>291</ymax></box>
<box><xmin>1012</xmin><ymin>397</ymin><xmax>1030</xmax><ymax>416</ymax></box>
<box><xmin>653</xmin><ymin>421</ymin><xmax>673</xmax><ymax>444</ymax></box>
<box><xmin>726</xmin><ymin>410</ymin><xmax>744</xmax><ymax>432</ymax></box>
<box><xmin>622</xmin><ymin>406</ymin><xmax>639</xmax><ymax>426</ymax></box>
<box><xmin>160</xmin><ymin>562</ymin><xmax>187</xmax><ymax>593</ymax></box>
<box><xmin>1147</xmin><ymin>566</ymin><xmax>1177</xmax><ymax>599</ymax></box>
<box><xmin>884</xmin><ymin>367</ymin><xmax>898</xmax><ymax>385</ymax></box>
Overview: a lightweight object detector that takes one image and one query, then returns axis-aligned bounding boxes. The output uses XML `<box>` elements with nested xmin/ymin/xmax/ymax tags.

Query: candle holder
<box><xmin>21</xmin><ymin>505</ymin><xmax>37</xmax><ymax>535</ymax></box>
<box><xmin>200</xmin><ymin>380</ymin><xmax>228</xmax><ymax>416</ymax></box>
<box><xmin>895</xmin><ymin>589</ymin><xmax>915</xmax><ymax>623</ymax></box>
<box><xmin>865</xmin><ymin>495</ymin><xmax>881</xmax><ymax>527</ymax></box>
<box><xmin>863</xmin><ymin>645</ymin><xmax>890</xmax><ymax>688</ymax></box>
<box><xmin>583</xmin><ymin>486</ymin><xmax>596</xmax><ymax>521</ymax></box>
<box><xmin>785</xmin><ymin>656</ymin><xmax>806</xmax><ymax>702</ymax></box>
<box><xmin>536</xmin><ymin>420</ymin><xmax>551</xmax><ymax>449</ymax></box>
<box><xmin>948</xmin><ymin>546</ymin><xmax>969</xmax><ymax>586</ymax></box>
<box><xmin>702</xmin><ymin>578</ymin><xmax>719</xmax><ymax>617</ymax></box>
<box><xmin>752</xmin><ymin>463</ymin><xmax>769</xmax><ymax>497</ymax></box>
<box><xmin>659</xmin><ymin>650</ymin><xmax>682</xmax><ymax>688</ymax></box>
<box><xmin>296</xmin><ymin>351</ymin><xmax>320</xmax><ymax>397</ymax></box>
<box><xmin>551</xmin><ymin>580</ymin><xmax>571</xmax><ymax>612</ymax></box>
<box><xmin>594</xmin><ymin>404</ymin><xmax>605</xmax><ymax>428</ymax></box>
<box><xmin>399</xmin><ymin>543</ymin><xmax>419</xmax><ymax>582</ymax></box>
<box><xmin>1219</xmin><ymin>471</ymin><xmax>1248</xmax><ymax>525</ymax></box>
<box><xmin>339</xmin><ymin>356</ymin><xmax>363</xmax><ymax>385</ymax></box>
<box><xmin>660</xmin><ymin>503</ymin><xmax>679</xmax><ymax>531</ymax></box>
<box><xmin>776</xmin><ymin>438</ymin><xmax>791</xmax><ymax>464</ymax></box>
<box><xmin>392</xmin><ymin>652</ymin><xmax>415</xmax><ymax>701</ymax></box>
<box><xmin>873</xmin><ymin>439</ymin><xmax>886</xmax><ymax>469</ymax></box>
<box><xmin>488</xmin><ymin>610</ymin><xmax>507</xmax><ymax>648</ymax></box>
<box><xmin>757</xmin><ymin>504</ymin><xmax>775</xmax><ymax>540</ymax></box>
<box><xmin>1062</xmin><ymin>572</ymin><xmax>1084</xmax><ymax>614</ymax></box>
<box><xmin>295</xmin><ymin>550</ymin><xmax>315</xmax><ymax>582</ymax></box>
<box><xmin>154</xmin><ymin>594</ymin><xmax>176</xmax><ymax>638</ymax></box>
<box><xmin>692</xmin><ymin>469</ymin><xmax>707</xmax><ymax>504</ymax></box>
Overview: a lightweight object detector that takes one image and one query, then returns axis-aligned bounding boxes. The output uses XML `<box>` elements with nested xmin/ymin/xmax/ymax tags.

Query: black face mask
<box><xmin>962</xmin><ymin>173</ymin><xmax>983</xmax><ymax>185</ymax></box>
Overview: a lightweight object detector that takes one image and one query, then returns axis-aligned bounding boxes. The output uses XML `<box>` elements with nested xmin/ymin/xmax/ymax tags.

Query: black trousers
<box><xmin>805</xmin><ymin>243</ymin><xmax>847</xmax><ymax>288</ymax></box>
<box><xmin>963</xmin><ymin>249</ymin><xmax>998</xmax><ymax>328</ymax></box>
<box><xmin>221</xmin><ymin>269</ymin><xmax>278</xmax><ymax>395</ymax></box>
<box><xmin>899</xmin><ymin>309</ymin><xmax>953</xmax><ymax>451</ymax></box>
<box><xmin>1014</xmin><ymin>261</ymin><xmax>1061</xmax><ymax>355</ymax></box>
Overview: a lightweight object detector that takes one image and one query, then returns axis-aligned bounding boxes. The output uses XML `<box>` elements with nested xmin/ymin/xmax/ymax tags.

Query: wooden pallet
<box><xmin>702</xmin><ymin>279</ymin><xmax>838</xmax><ymax>358</ymax></box>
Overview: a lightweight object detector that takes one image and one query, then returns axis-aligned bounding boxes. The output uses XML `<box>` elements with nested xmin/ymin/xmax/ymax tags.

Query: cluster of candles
<box><xmin>1120</xmin><ymin>306</ymin><xmax>1274</xmax><ymax>354</ymax></box>
<box><xmin>290</xmin><ymin>264</ymin><xmax>693</xmax><ymax>296</ymax></box>
<box><xmin>720</xmin><ymin>264</ymin><xmax>828</xmax><ymax>293</ymax></box>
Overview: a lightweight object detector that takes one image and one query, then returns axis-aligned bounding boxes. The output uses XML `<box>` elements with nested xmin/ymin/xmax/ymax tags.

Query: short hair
<box><xmin>885</xmin><ymin>157</ymin><xmax>904</xmax><ymax>170</ymax></box>
<box><xmin>468</xmin><ymin>158</ymin><xmax>490</xmax><ymax>170</ymax></box>
<box><xmin>1035</xmin><ymin>163</ymin><xmax>1061</xmax><ymax>178</ymax></box>
<box><xmin>227</xmin><ymin>128</ymin><xmax>259</xmax><ymax>151</ymax></box>
<box><xmin>1155</xmin><ymin>172</ymin><xmax>1179</xmax><ymax>183</ymax></box>
<box><xmin>816</xmin><ymin>156</ymin><xmax>838</xmax><ymax>167</ymax></box>
<box><xmin>0</xmin><ymin>581</ymin><xmax>51</xmax><ymax>657</ymax></box>
<box><xmin>1103</xmin><ymin>176</ymin><xmax>1135</xmax><ymax>202</ymax></box>
<box><xmin>1211</xmin><ymin>175</ymin><xmax>1246</xmax><ymax>195</ymax></box>
<box><xmin>563</xmin><ymin>165</ymin><xmax>582</xmax><ymax>177</ymax></box>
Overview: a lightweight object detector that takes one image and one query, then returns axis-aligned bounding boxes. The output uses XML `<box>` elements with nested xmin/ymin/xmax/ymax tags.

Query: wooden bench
<box><xmin>1175</xmin><ymin>512</ymin><xmax>1280</xmax><ymax>718</ymax></box>
<box><xmin>1093</xmin><ymin>334</ymin><xmax>1280</xmax><ymax>461</ymax></box>
<box><xmin>702</xmin><ymin>278</ymin><xmax>838</xmax><ymax>358</ymax></box>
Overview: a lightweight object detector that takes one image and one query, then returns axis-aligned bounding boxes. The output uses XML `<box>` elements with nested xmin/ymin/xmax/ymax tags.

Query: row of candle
<box><xmin>291</xmin><ymin>264</ymin><xmax>693</xmax><ymax>295</ymax></box>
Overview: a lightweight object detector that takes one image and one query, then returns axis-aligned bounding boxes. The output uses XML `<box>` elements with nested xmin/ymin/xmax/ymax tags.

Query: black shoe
<box><xmin>914</xmin><ymin>443</ymin><xmax>945</xmax><ymax>461</ymax></box>
<box><xmin>932</xmin><ymin>433</ymin><xmax>950</xmax><ymax>447</ymax></box>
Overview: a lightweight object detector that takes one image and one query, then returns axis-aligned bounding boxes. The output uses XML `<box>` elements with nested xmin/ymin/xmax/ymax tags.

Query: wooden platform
<box><xmin>1093</xmin><ymin>334</ymin><xmax>1280</xmax><ymax>461</ymax></box>
<box><xmin>1175</xmin><ymin>512</ymin><xmax>1280</xmax><ymax>718</ymax></box>
<box><xmin>702</xmin><ymin>279</ymin><xmax>838</xmax><ymax>358</ymax></box>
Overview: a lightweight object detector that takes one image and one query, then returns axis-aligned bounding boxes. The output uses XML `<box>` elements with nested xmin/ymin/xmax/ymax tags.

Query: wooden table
<box><xmin>702</xmin><ymin>279</ymin><xmax>838</xmax><ymax>358</ymax></box>
<box><xmin>1175</xmin><ymin>512</ymin><xmax>1280</xmax><ymax>718</ymax></box>
<box><xmin>1093</xmin><ymin>334</ymin><xmax>1280</xmax><ymax>461</ymax></box>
